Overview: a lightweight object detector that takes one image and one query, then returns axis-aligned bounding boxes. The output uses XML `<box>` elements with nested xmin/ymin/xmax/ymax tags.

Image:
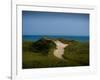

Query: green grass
<box><xmin>63</xmin><ymin>42</ymin><xmax>89</xmax><ymax>66</ymax></box>
<box><xmin>22</xmin><ymin>40</ymin><xmax>68</xmax><ymax>69</ymax></box>
<box><xmin>22</xmin><ymin>39</ymin><xmax>89</xmax><ymax>69</ymax></box>
<box><xmin>22</xmin><ymin>50</ymin><xmax>69</xmax><ymax>68</ymax></box>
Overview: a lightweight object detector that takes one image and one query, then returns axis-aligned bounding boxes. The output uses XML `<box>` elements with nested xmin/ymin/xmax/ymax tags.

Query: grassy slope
<box><xmin>63</xmin><ymin>42</ymin><xmax>89</xmax><ymax>66</ymax></box>
<box><xmin>22</xmin><ymin>41</ymin><xmax>68</xmax><ymax>68</ymax></box>
<box><xmin>22</xmin><ymin>40</ymin><xmax>89</xmax><ymax>69</ymax></box>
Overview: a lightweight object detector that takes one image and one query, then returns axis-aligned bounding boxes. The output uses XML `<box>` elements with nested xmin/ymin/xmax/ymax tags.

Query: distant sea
<box><xmin>23</xmin><ymin>35</ymin><xmax>89</xmax><ymax>42</ymax></box>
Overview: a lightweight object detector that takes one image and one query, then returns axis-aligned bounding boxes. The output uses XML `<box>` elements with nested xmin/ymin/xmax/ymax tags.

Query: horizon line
<box><xmin>22</xmin><ymin>34</ymin><xmax>89</xmax><ymax>37</ymax></box>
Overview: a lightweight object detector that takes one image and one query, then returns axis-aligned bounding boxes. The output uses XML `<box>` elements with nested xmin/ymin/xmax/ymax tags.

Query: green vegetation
<box><xmin>23</xmin><ymin>51</ymin><xmax>70</xmax><ymax>68</ymax></box>
<box><xmin>30</xmin><ymin>38</ymin><xmax>56</xmax><ymax>55</ymax></box>
<box><xmin>63</xmin><ymin>41</ymin><xmax>89</xmax><ymax>66</ymax></box>
<box><xmin>22</xmin><ymin>38</ymin><xmax>89</xmax><ymax>69</ymax></box>
<box><xmin>57</xmin><ymin>38</ymin><xmax>78</xmax><ymax>44</ymax></box>
<box><xmin>22</xmin><ymin>38</ymin><xmax>69</xmax><ymax>68</ymax></box>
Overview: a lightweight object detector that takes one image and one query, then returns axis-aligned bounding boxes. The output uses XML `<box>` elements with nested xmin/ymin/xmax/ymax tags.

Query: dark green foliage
<box><xmin>31</xmin><ymin>38</ymin><xmax>56</xmax><ymax>55</ymax></box>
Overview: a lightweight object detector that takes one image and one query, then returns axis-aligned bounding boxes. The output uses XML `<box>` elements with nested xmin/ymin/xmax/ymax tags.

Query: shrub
<box><xmin>31</xmin><ymin>38</ymin><xmax>56</xmax><ymax>55</ymax></box>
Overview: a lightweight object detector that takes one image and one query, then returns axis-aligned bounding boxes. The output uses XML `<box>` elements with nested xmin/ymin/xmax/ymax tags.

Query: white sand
<box><xmin>53</xmin><ymin>40</ymin><xmax>68</xmax><ymax>59</ymax></box>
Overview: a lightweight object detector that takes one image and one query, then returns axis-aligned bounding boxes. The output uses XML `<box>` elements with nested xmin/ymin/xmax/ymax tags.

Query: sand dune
<box><xmin>53</xmin><ymin>40</ymin><xmax>68</xmax><ymax>59</ymax></box>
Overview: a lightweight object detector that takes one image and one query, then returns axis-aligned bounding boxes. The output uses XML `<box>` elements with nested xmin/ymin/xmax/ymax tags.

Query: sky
<box><xmin>22</xmin><ymin>11</ymin><xmax>89</xmax><ymax>36</ymax></box>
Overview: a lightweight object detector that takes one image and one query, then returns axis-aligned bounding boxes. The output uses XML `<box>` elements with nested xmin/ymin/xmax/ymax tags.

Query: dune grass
<box><xmin>63</xmin><ymin>42</ymin><xmax>89</xmax><ymax>66</ymax></box>
<box><xmin>22</xmin><ymin>39</ymin><xmax>89</xmax><ymax>69</ymax></box>
<box><xmin>22</xmin><ymin>40</ymin><xmax>68</xmax><ymax>68</ymax></box>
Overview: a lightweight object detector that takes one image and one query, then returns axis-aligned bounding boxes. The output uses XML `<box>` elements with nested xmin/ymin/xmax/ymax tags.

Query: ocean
<box><xmin>23</xmin><ymin>35</ymin><xmax>89</xmax><ymax>42</ymax></box>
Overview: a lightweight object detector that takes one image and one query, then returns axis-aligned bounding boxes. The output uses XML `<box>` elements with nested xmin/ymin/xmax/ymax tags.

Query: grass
<box><xmin>22</xmin><ymin>40</ymin><xmax>68</xmax><ymax>68</ymax></box>
<box><xmin>22</xmin><ymin>39</ymin><xmax>89</xmax><ymax>69</ymax></box>
<box><xmin>63</xmin><ymin>42</ymin><xmax>89</xmax><ymax>66</ymax></box>
<box><xmin>22</xmin><ymin>50</ymin><xmax>70</xmax><ymax>68</ymax></box>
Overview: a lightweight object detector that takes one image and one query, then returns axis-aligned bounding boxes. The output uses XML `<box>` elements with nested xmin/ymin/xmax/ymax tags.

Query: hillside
<box><xmin>22</xmin><ymin>38</ymin><xmax>89</xmax><ymax>69</ymax></box>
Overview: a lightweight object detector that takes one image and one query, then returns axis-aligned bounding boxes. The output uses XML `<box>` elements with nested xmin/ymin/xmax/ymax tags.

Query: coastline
<box><xmin>22</xmin><ymin>35</ymin><xmax>89</xmax><ymax>42</ymax></box>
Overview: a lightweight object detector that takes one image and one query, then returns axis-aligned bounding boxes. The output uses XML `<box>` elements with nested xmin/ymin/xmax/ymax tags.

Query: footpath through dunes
<box><xmin>53</xmin><ymin>40</ymin><xmax>68</xmax><ymax>59</ymax></box>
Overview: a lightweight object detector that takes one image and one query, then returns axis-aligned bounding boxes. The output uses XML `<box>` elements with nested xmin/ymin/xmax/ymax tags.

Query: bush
<box><xmin>31</xmin><ymin>38</ymin><xmax>56</xmax><ymax>55</ymax></box>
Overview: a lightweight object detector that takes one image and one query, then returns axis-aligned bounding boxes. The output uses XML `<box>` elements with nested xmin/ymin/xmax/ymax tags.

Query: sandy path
<box><xmin>53</xmin><ymin>40</ymin><xmax>68</xmax><ymax>59</ymax></box>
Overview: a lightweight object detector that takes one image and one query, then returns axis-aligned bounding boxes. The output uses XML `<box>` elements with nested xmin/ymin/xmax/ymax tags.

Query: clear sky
<box><xmin>22</xmin><ymin>11</ymin><xmax>89</xmax><ymax>36</ymax></box>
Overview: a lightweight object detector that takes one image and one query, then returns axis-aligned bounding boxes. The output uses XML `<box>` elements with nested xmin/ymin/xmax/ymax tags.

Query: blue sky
<box><xmin>22</xmin><ymin>11</ymin><xmax>89</xmax><ymax>36</ymax></box>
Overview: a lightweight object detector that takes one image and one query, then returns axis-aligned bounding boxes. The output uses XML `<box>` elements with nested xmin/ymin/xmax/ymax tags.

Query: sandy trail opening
<box><xmin>53</xmin><ymin>40</ymin><xmax>68</xmax><ymax>59</ymax></box>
